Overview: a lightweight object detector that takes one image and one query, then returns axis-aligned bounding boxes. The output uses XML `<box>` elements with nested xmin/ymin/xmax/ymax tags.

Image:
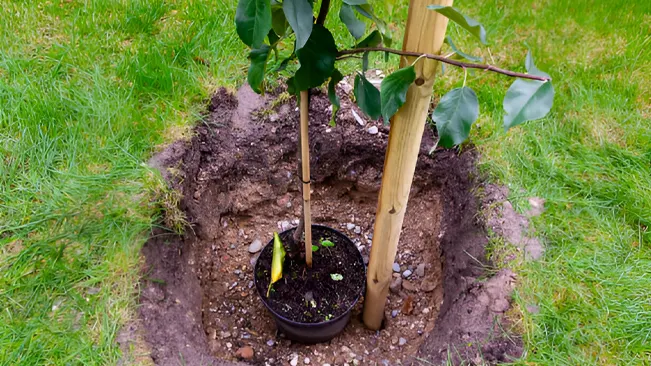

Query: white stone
<box><xmin>367</xmin><ymin>126</ymin><xmax>379</xmax><ymax>135</ymax></box>
<box><xmin>290</xmin><ymin>355</ymin><xmax>299</xmax><ymax>366</ymax></box>
<box><xmin>351</xmin><ymin>109</ymin><xmax>365</xmax><ymax>126</ymax></box>
<box><xmin>248</xmin><ymin>239</ymin><xmax>262</xmax><ymax>253</ymax></box>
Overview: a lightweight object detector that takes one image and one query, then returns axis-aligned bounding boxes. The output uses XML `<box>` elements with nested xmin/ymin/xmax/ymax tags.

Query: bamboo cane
<box><xmin>362</xmin><ymin>0</ymin><xmax>453</xmax><ymax>330</ymax></box>
<box><xmin>299</xmin><ymin>90</ymin><xmax>313</xmax><ymax>268</ymax></box>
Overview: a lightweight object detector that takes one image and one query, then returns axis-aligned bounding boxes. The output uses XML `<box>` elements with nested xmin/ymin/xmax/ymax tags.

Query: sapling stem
<box><xmin>299</xmin><ymin>90</ymin><xmax>313</xmax><ymax>268</ymax></box>
<box><xmin>316</xmin><ymin>0</ymin><xmax>331</xmax><ymax>26</ymax></box>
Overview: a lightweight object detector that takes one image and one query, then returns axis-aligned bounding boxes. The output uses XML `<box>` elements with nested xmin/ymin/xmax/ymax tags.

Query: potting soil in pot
<box><xmin>255</xmin><ymin>226</ymin><xmax>365</xmax><ymax>323</ymax></box>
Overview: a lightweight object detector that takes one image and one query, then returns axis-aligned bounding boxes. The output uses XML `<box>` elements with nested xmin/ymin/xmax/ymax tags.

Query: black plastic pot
<box><xmin>253</xmin><ymin>224</ymin><xmax>365</xmax><ymax>344</ymax></box>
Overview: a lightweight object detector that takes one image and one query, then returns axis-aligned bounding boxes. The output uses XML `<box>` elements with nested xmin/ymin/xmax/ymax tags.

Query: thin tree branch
<box><xmin>337</xmin><ymin>47</ymin><xmax>551</xmax><ymax>82</ymax></box>
<box><xmin>316</xmin><ymin>0</ymin><xmax>330</xmax><ymax>26</ymax></box>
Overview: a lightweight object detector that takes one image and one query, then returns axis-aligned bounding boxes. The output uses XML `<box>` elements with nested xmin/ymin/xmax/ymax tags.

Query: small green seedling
<box><xmin>310</xmin><ymin>299</ymin><xmax>317</xmax><ymax>308</ymax></box>
<box><xmin>320</xmin><ymin>238</ymin><xmax>335</xmax><ymax>247</ymax></box>
<box><xmin>325</xmin><ymin>314</ymin><xmax>333</xmax><ymax>321</ymax></box>
<box><xmin>330</xmin><ymin>273</ymin><xmax>343</xmax><ymax>281</ymax></box>
<box><xmin>312</xmin><ymin>244</ymin><xmax>319</xmax><ymax>252</ymax></box>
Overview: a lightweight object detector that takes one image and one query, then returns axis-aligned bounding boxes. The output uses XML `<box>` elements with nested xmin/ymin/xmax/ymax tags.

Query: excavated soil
<box><xmin>139</xmin><ymin>85</ymin><xmax>523</xmax><ymax>366</ymax></box>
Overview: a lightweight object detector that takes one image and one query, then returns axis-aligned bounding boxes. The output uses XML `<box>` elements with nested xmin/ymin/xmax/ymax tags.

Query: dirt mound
<box><xmin>139</xmin><ymin>85</ymin><xmax>522</xmax><ymax>365</ymax></box>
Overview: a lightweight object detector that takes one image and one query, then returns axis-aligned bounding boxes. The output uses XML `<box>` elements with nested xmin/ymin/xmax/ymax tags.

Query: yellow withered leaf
<box><xmin>267</xmin><ymin>232</ymin><xmax>286</xmax><ymax>297</ymax></box>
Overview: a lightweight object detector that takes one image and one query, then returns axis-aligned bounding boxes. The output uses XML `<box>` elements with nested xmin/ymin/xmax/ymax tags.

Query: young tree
<box><xmin>235</xmin><ymin>0</ymin><xmax>554</xmax><ymax>328</ymax></box>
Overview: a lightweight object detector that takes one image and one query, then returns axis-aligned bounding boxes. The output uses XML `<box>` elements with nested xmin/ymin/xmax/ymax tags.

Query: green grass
<box><xmin>0</xmin><ymin>0</ymin><xmax>649</xmax><ymax>365</ymax></box>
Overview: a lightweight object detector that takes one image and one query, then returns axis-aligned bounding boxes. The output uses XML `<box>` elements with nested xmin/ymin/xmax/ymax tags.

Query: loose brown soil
<box><xmin>139</xmin><ymin>84</ymin><xmax>523</xmax><ymax>366</ymax></box>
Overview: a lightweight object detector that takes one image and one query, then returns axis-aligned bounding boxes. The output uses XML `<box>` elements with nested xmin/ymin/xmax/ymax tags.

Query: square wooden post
<box><xmin>362</xmin><ymin>0</ymin><xmax>453</xmax><ymax>330</ymax></box>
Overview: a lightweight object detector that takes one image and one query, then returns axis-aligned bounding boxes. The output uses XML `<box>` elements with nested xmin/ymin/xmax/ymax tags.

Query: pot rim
<box><xmin>253</xmin><ymin>224</ymin><xmax>366</xmax><ymax>328</ymax></box>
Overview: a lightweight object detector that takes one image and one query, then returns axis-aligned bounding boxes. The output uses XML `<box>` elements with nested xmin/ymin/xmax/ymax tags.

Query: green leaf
<box><xmin>503</xmin><ymin>51</ymin><xmax>553</xmax><ymax>129</ymax></box>
<box><xmin>427</xmin><ymin>5</ymin><xmax>487</xmax><ymax>45</ymax></box>
<box><xmin>330</xmin><ymin>273</ymin><xmax>344</xmax><ymax>281</ymax></box>
<box><xmin>362</xmin><ymin>51</ymin><xmax>369</xmax><ymax>72</ymax></box>
<box><xmin>287</xmin><ymin>76</ymin><xmax>296</xmax><ymax>95</ymax></box>
<box><xmin>380</xmin><ymin>66</ymin><xmax>416</xmax><ymax>124</ymax></box>
<box><xmin>356</xmin><ymin>30</ymin><xmax>382</xmax><ymax>48</ymax></box>
<box><xmin>283</xmin><ymin>0</ymin><xmax>314</xmax><ymax>50</ymax></box>
<box><xmin>339</xmin><ymin>4</ymin><xmax>365</xmax><ymax>40</ymax></box>
<box><xmin>247</xmin><ymin>45</ymin><xmax>271</xmax><ymax>94</ymax></box>
<box><xmin>503</xmin><ymin>79</ymin><xmax>554</xmax><ymax>129</ymax></box>
<box><xmin>328</xmin><ymin>69</ymin><xmax>344</xmax><ymax>126</ymax></box>
<box><xmin>267</xmin><ymin>29</ymin><xmax>279</xmax><ymax>45</ymax></box>
<box><xmin>271</xmin><ymin>6</ymin><xmax>288</xmax><ymax>36</ymax></box>
<box><xmin>353</xmin><ymin>4</ymin><xmax>373</xmax><ymax>19</ymax></box>
<box><xmin>525</xmin><ymin>50</ymin><xmax>550</xmax><ymax>78</ymax></box>
<box><xmin>294</xmin><ymin>25</ymin><xmax>337</xmax><ymax>91</ymax></box>
<box><xmin>444</xmin><ymin>36</ymin><xmax>482</xmax><ymax>62</ymax></box>
<box><xmin>236</xmin><ymin>0</ymin><xmax>273</xmax><ymax>48</ymax></box>
<box><xmin>312</xmin><ymin>244</ymin><xmax>319</xmax><ymax>252</ymax></box>
<box><xmin>321</xmin><ymin>239</ymin><xmax>335</xmax><ymax>247</ymax></box>
<box><xmin>353</xmin><ymin>5</ymin><xmax>389</xmax><ymax>37</ymax></box>
<box><xmin>354</xmin><ymin>74</ymin><xmax>381</xmax><ymax>120</ymax></box>
<box><xmin>432</xmin><ymin>87</ymin><xmax>479</xmax><ymax>148</ymax></box>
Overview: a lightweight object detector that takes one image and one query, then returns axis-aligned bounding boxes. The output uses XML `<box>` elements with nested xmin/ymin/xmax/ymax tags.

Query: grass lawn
<box><xmin>0</xmin><ymin>0</ymin><xmax>649</xmax><ymax>365</ymax></box>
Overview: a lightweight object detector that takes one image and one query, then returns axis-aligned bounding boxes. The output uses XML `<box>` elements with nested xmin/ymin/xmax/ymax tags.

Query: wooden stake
<box><xmin>299</xmin><ymin>90</ymin><xmax>313</xmax><ymax>267</ymax></box>
<box><xmin>363</xmin><ymin>0</ymin><xmax>453</xmax><ymax>330</ymax></box>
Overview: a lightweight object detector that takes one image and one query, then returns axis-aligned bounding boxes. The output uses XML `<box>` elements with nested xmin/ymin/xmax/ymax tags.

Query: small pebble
<box><xmin>230</xmin><ymin>244</ymin><xmax>236</xmax><ymax>249</ymax></box>
<box><xmin>351</xmin><ymin>109</ymin><xmax>365</xmax><ymax>126</ymax></box>
<box><xmin>304</xmin><ymin>357</ymin><xmax>310</xmax><ymax>364</ymax></box>
<box><xmin>402</xmin><ymin>269</ymin><xmax>412</xmax><ymax>278</ymax></box>
<box><xmin>234</xmin><ymin>269</ymin><xmax>241</xmax><ymax>275</ymax></box>
<box><xmin>226</xmin><ymin>342</ymin><xmax>232</xmax><ymax>349</ymax></box>
<box><xmin>354</xmin><ymin>226</ymin><xmax>361</xmax><ymax>234</ymax></box>
<box><xmin>248</xmin><ymin>281</ymin><xmax>254</xmax><ymax>289</ymax></box>
<box><xmin>392</xmin><ymin>263</ymin><xmax>400</xmax><ymax>272</ymax></box>
<box><xmin>368</xmin><ymin>126</ymin><xmax>379</xmax><ymax>135</ymax></box>
<box><xmin>290</xmin><ymin>355</ymin><xmax>299</xmax><ymax>366</ymax></box>
<box><xmin>235</xmin><ymin>346</ymin><xmax>254</xmax><ymax>360</ymax></box>
<box><xmin>389</xmin><ymin>276</ymin><xmax>402</xmax><ymax>293</ymax></box>
<box><xmin>248</xmin><ymin>239</ymin><xmax>262</xmax><ymax>253</ymax></box>
<box><xmin>399</xmin><ymin>337</ymin><xmax>407</xmax><ymax>346</ymax></box>
<box><xmin>281</xmin><ymin>220</ymin><xmax>291</xmax><ymax>231</ymax></box>
<box><xmin>391</xmin><ymin>310</ymin><xmax>399</xmax><ymax>318</ymax></box>
<box><xmin>267</xmin><ymin>339</ymin><xmax>275</xmax><ymax>347</ymax></box>
<box><xmin>346</xmin><ymin>223</ymin><xmax>356</xmax><ymax>230</ymax></box>
<box><xmin>416</xmin><ymin>263</ymin><xmax>426</xmax><ymax>277</ymax></box>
